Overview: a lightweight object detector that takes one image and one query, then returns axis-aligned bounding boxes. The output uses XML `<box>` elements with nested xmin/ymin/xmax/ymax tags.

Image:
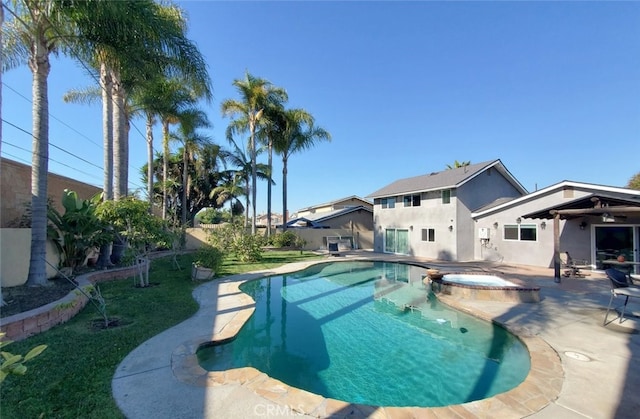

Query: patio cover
<box><xmin>522</xmin><ymin>195</ymin><xmax>640</xmax><ymax>281</ymax></box>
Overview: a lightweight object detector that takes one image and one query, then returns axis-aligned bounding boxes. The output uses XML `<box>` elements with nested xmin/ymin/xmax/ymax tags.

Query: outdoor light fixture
<box><xmin>410</xmin><ymin>225</ymin><xmax>413</xmax><ymax>231</ymax></box>
<box><xmin>541</xmin><ymin>221</ymin><xmax>547</xmax><ymax>230</ymax></box>
<box><xmin>602</xmin><ymin>213</ymin><xmax>615</xmax><ymax>223</ymax></box>
<box><xmin>493</xmin><ymin>222</ymin><xmax>499</xmax><ymax>229</ymax></box>
<box><xmin>516</xmin><ymin>217</ymin><xmax>522</xmax><ymax>224</ymax></box>
<box><xmin>579</xmin><ymin>221</ymin><xmax>587</xmax><ymax>230</ymax></box>
<box><xmin>448</xmin><ymin>225</ymin><xmax>454</xmax><ymax>232</ymax></box>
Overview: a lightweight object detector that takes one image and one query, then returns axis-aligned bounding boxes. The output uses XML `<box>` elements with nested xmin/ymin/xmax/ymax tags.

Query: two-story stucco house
<box><xmin>368</xmin><ymin>159</ymin><xmax>640</xmax><ymax>274</ymax></box>
<box><xmin>368</xmin><ymin>160</ymin><xmax>527</xmax><ymax>261</ymax></box>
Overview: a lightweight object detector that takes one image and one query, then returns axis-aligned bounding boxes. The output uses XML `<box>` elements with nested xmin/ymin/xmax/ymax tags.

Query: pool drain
<box><xmin>564</xmin><ymin>351</ymin><xmax>591</xmax><ymax>362</ymax></box>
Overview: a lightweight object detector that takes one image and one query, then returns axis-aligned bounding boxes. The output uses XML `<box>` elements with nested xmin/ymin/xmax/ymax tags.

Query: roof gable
<box><xmin>367</xmin><ymin>159</ymin><xmax>526</xmax><ymax>198</ymax></box>
<box><xmin>472</xmin><ymin>180</ymin><xmax>640</xmax><ymax>218</ymax></box>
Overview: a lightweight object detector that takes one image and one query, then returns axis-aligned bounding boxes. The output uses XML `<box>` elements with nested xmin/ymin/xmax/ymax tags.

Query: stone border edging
<box><xmin>0</xmin><ymin>262</ymin><xmax>148</xmax><ymax>341</ymax></box>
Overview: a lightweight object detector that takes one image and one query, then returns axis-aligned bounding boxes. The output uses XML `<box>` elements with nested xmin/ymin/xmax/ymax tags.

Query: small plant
<box><xmin>0</xmin><ymin>332</ymin><xmax>47</xmax><ymax>383</ymax></box>
<box><xmin>193</xmin><ymin>245</ymin><xmax>223</xmax><ymax>271</ymax></box>
<box><xmin>271</xmin><ymin>231</ymin><xmax>298</xmax><ymax>248</ymax></box>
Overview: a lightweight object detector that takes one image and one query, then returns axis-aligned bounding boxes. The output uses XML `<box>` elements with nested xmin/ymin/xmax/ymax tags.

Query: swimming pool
<box><xmin>197</xmin><ymin>261</ymin><xmax>531</xmax><ymax>407</ymax></box>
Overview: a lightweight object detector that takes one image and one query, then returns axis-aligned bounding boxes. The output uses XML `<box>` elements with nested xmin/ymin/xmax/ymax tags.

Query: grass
<box><xmin>0</xmin><ymin>250</ymin><xmax>324</xmax><ymax>419</ymax></box>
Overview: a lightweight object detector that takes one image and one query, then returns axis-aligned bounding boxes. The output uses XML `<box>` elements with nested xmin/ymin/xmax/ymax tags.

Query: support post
<box><xmin>553</xmin><ymin>211</ymin><xmax>561</xmax><ymax>283</ymax></box>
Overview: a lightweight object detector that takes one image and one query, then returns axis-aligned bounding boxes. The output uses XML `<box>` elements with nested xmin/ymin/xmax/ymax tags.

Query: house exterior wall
<box><xmin>1</xmin><ymin>158</ymin><xmax>102</xmax><ymax>227</ymax></box>
<box><xmin>473</xmin><ymin>187</ymin><xmax>599</xmax><ymax>267</ymax></box>
<box><xmin>320</xmin><ymin>208</ymin><xmax>374</xmax><ymax>231</ymax></box>
<box><xmin>374</xmin><ymin>191</ymin><xmax>459</xmax><ymax>259</ymax></box>
<box><xmin>455</xmin><ymin>171</ymin><xmax>525</xmax><ymax>261</ymax></box>
<box><xmin>372</xmin><ymin>168</ymin><xmax>523</xmax><ymax>260</ymax></box>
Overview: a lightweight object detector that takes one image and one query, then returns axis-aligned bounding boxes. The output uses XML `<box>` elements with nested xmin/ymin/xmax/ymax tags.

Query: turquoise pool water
<box><xmin>197</xmin><ymin>261</ymin><xmax>530</xmax><ymax>407</ymax></box>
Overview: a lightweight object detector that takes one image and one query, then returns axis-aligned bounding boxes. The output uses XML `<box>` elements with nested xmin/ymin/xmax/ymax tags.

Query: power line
<box><xmin>2</xmin><ymin>122</ymin><xmax>146</xmax><ymax>190</ymax></box>
<box><xmin>2</xmin><ymin>1</ymin><xmax>160</xmax><ymax>156</ymax></box>
<box><xmin>2</xmin><ymin>118</ymin><xmax>103</xmax><ymax>170</ymax></box>
<box><xmin>2</xmin><ymin>81</ymin><xmax>103</xmax><ymax>149</ymax></box>
<box><xmin>3</xmin><ymin>140</ymin><xmax>103</xmax><ymax>183</ymax></box>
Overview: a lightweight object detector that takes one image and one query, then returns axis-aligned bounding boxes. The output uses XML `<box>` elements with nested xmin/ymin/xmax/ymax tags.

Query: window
<box><xmin>421</xmin><ymin>228</ymin><xmax>435</xmax><ymax>242</ymax></box>
<box><xmin>442</xmin><ymin>189</ymin><xmax>451</xmax><ymax>204</ymax></box>
<box><xmin>381</xmin><ymin>197</ymin><xmax>396</xmax><ymax>209</ymax></box>
<box><xmin>504</xmin><ymin>224</ymin><xmax>537</xmax><ymax>241</ymax></box>
<box><xmin>403</xmin><ymin>194</ymin><xmax>421</xmax><ymax>207</ymax></box>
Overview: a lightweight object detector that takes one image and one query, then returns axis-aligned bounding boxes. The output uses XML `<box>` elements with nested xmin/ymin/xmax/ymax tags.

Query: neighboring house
<box><xmin>294</xmin><ymin>196</ymin><xmax>373</xmax><ymax>218</ymax></box>
<box><xmin>285</xmin><ymin>196</ymin><xmax>374</xmax><ymax>250</ymax></box>
<box><xmin>287</xmin><ymin>206</ymin><xmax>373</xmax><ymax>231</ymax></box>
<box><xmin>367</xmin><ymin>159</ymin><xmax>640</xmax><ymax>273</ymax></box>
<box><xmin>256</xmin><ymin>212</ymin><xmax>283</xmax><ymax>227</ymax></box>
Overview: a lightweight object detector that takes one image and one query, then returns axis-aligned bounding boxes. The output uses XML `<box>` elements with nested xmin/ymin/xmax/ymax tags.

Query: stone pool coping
<box><xmin>169</xmin><ymin>257</ymin><xmax>562</xmax><ymax>418</ymax></box>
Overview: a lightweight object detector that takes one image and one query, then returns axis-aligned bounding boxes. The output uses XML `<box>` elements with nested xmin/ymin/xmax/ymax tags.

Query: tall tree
<box><xmin>3</xmin><ymin>0</ymin><xmax>64</xmax><ymax>286</ymax></box>
<box><xmin>221</xmin><ymin>71</ymin><xmax>287</xmax><ymax>234</ymax></box>
<box><xmin>274</xmin><ymin>109</ymin><xmax>331</xmax><ymax>230</ymax></box>
<box><xmin>627</xmin><ymin>172</ymin><xmax>640</xmax><ymax>190</ymax></box>
<box><xmin>171</xmin><ymin>108</ymin><xmax>210</xmax><ymax>225</ymax></box>
<box><xmin>257</xmin><ymin>102</ymin><xmax>286</xmax><ymax>237</ymax></box>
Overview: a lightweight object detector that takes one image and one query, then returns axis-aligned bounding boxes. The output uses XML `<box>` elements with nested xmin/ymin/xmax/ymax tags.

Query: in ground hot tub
<box><xmin>431</xmin><ymin>272</ymin><xmax>540</xmax><ymax>303</ymax></box>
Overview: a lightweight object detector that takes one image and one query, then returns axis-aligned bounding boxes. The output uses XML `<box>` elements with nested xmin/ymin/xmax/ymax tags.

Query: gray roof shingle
<box><xmin>367</xmin><ymin>160</ymin><xmax>502</xmax><ymax>198</ymax></box>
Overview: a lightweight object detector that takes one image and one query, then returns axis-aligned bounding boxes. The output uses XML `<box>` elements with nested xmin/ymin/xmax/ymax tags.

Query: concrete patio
<box><xmin>112</xmin><ymin>251</ymin><xmax>640</xmax><ymax>418</ymax></box>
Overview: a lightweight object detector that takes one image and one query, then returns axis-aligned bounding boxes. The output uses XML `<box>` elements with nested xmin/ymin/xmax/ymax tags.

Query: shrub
<box><xmin>208</xmin><ymin>222</ymin><xmax>263</xmax><ymax>262</ymax></box>
<box><xmin>193</xmin><ymin>244</ymin><xmax>223</xmax><ymax>271</ymax></box>
<box><xmin>271</xmin><ymin>231</ymin><xmax>298</xmax><ymax>247</ymax></box>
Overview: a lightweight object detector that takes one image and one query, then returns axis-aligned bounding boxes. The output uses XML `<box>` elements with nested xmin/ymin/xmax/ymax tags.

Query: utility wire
<box><xmin>2</xmin><ymin>81</ymin><xmax>103</xmax><ymax>149</ymax></box>
<box><xmin>2</xmin><ymin>118</ymin><xmax>103</xmax><ymax>170</ymax></box>
<box><xmin>3</xmin><ymin>141</ymin><xmax>103</xmax><ymax>184</ymax></box>
<box><xmin>2</xmin><ymin>2</ymin><xmax>161</xmax><ymax>156</ymax></box>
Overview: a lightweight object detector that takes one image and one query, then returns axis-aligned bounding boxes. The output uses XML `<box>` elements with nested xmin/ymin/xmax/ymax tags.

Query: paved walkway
<box><xmin>112</xmin><ymin>252</ymin><xmax>640</xmax><ymax>418</ymax></box>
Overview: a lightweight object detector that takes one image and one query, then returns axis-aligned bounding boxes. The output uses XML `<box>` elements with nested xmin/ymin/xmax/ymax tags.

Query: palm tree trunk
<box><xmin>182</xmin><ymin>148</ymin><xmax>188</xmax><ymax>225</ymax></box>
<box><xmin>249</xmin><ymin>128</ymin><xmax>257</xmax><ymax>235</ymax></box>
<box><xmin>281</xmin><ymin>156</ymin><xmax>288</xmax><ymax>232</ymax></box>
<box><xmin>26</xmin><ymin>33</ymin><xmax>51</xmax><ymax>286</ymax></box>
<box><xmin>162</xmin><ymin>119</ymin><xmax>170</xmax><ymax>219</ymax></box>
<box><xmin>266</xmin><ymin>140</ymin><xmax>273</xmax><ymax>237</ymax></box>
<box><xmin>112</xmin><ymin>68</ymin><xmax>126</xmax><ymax>200</ymax></box>
<box><xmin>100</xmin><ymin>61</ymin><xmax>113</xmax><ymax>200</ymax></box>
<box><xmin>146</xmin><ymin>113</ymin><xmax>154</xmax><ymax>213</ymax></box>
<box><xmin>1</xmin><ymin>0</ymin><xmax>6</xmax><ymax>303</ymax></box>
<box><xmin>244</xmin><ymin>173</ymin><xmax>250</xmax><ymax>228</ymax></box>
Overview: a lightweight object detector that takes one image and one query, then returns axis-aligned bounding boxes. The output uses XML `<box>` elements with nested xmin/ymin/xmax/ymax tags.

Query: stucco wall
<box><xmin>473</xmin><ymin>187</ymin><xmax>597</xmax><ymax>267</ymax></box>
<box><xmin>1</xmin><ymin>158</ymin><xmax>102</xmax><ymax>227</ymax></box>
<box><xmin>1</xmin><ymin>229</ymin><xmax>60</xmax><ymax>287</ymax></box>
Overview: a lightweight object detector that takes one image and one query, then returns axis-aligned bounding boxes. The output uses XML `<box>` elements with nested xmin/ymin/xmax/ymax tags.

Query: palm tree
<box><xmin>222</xmin><ymin>137</ymin><xmax>272</xmax><ymax>227</ymax></box>
<box><xmin>211</xmin><ymin>170</ymin><xmax>246</xmax><ymax>215</ymax></box>
<box><xmin>446</xmin><ymin>160</ymin><xmax>471</xmax><ymax>169</ymax></box>
<box><xmin>3</xmin><ymin>0</ymin><xmax>66</xmax><ymax>286</ymax></box>
<box><xmin>67</xmin><ymin>0</ymin><xmax>211</xmax><ymax>201</ymax></box>
<box><xmin>1</xmin><ymin>0</ymin><xmax>5</xmax><ymax>304</ymax></box>
<box><xmin>171</xmin><ymin>108</ymin><xmax>211</xmax><ymax>225</ymax></box>
<box><xmin>257</xmin><ymin>102</ymin><xmax>286</xmax><ymax>237</ymax></box>
<box><xmin>274</xmin><ymin>109</ymin><xmax>331</xmax><ymax>230</ymax></box>
<box><xmin>221</xmin><ymin>71</ymin><xmax>287</xmax><ymax>234</ymax></box>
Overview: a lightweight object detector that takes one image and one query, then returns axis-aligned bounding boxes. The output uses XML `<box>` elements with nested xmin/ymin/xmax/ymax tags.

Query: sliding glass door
<box><xmin>384</xmin><ymin>229</ymin><xmax>409</xmax><ymax>255</ymax></box>
<box><xmin>595</xmin><ymin>225</ymin><xmax>637</xmax><ymax>272</ymax></box>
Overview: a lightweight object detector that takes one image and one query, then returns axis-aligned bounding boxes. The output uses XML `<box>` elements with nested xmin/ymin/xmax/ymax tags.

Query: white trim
<box><xmin>472</xmin><ymin>180</ymin><xmax>640</xmax><ymax>218</ymax></box>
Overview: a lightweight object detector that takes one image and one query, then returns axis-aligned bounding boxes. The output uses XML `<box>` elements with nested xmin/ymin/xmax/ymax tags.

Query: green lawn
<box><xmin>0</xmin><ymin>251</ymin><xmax>323</xmax><ymax>419</ymax></box>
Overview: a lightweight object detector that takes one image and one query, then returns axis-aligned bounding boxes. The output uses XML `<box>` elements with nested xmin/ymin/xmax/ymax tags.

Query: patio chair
<box><xmin>560</xmin><ymin>251</ymin><xmax>591</xmax><ymax>278</ymax></box>
<box><xmin>328</xmin><ymin>242</ymin><xmax>340</xmax><ymax>257</ymax></box>
<box><xmin>603</xmin><ymin>268</ymin><xmax>640</xmax><ymax>325</ymax></box>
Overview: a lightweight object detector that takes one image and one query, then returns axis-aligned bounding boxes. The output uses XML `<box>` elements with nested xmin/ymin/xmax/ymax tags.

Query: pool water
<box><xmin>197</xmin><ymin>261</ymin><xmax>530</xmax><ymax>407</ymax></box>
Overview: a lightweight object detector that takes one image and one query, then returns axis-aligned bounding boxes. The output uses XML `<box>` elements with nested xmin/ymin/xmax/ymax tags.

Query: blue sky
<box><xmin>2</xmin><ymin>1</ymin><xmax>639</xmax><ymax>215</ymax></box>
